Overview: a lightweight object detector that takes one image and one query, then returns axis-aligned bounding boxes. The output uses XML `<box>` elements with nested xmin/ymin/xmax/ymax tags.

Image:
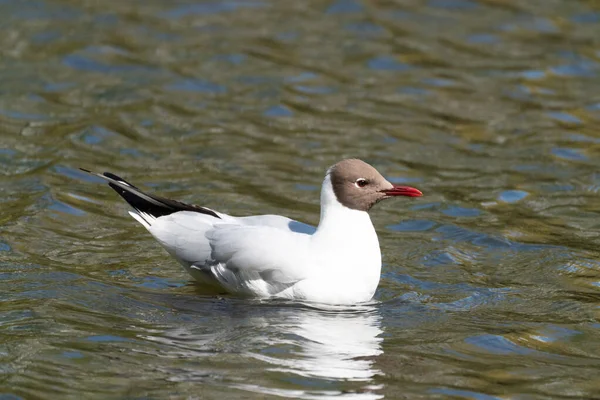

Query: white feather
<box><xmin>128</xmin><ymin>211</ymin><xmax>153</xmax><ymax>229</ymax></box>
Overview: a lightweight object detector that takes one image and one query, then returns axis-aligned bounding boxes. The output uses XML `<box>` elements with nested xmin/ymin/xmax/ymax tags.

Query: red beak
<box><xmin>380</xmin><ymin>185</ymin><xmax>423</xmax><ymax>197</ymax></box>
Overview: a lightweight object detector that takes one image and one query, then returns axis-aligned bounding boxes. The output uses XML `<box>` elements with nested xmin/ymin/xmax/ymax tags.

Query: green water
<box><xmin>2</xmin><ymin>0</ymin><xmax>600</xmax><ymax>398</ymax></box>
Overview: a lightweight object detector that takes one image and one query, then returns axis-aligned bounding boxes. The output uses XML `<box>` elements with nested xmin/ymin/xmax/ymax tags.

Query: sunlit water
<box><xmin>1</xmin><ymin>0</ymin><xmax>600</xmax><ymax>398</ymax></box>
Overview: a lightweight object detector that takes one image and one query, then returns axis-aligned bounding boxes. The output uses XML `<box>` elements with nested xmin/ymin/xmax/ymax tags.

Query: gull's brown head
<box><xmin>328</xmin><ymin>159</ymin><xmax>422</xmax><ymax>212</ymax></box>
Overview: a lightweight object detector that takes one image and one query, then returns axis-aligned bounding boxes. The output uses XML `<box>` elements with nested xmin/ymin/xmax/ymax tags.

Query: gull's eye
<box><xmin>355</xmin><ymin>178</ymin><xmax>368</xmax><ymax>188</ymax></box>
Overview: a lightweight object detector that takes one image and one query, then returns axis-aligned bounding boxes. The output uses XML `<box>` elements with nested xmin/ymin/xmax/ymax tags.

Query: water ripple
<box><xmin>1</xmin><ymin>0</ymin><xmax>600</xmax><ymax>398</ymax></box>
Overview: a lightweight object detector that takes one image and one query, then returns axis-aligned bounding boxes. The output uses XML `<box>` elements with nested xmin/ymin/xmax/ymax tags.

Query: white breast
<box><xmin>287</xmin><ymin>175</ymin><xmax>382</xmax><ymax>304</ymax></box>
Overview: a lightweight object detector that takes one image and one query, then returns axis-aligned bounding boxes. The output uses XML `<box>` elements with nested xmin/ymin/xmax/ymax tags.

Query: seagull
<box><xmin>81</xmin><ymin>159</ymin><xmax>422</xmax><ymax>305</ymax></box>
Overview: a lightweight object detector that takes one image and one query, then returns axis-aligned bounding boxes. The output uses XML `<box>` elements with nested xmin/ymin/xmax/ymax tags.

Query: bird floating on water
<box><xmin>81</xmin><ymin>159</ymin><xmax>422</xmax><ymax>305</ymax></box>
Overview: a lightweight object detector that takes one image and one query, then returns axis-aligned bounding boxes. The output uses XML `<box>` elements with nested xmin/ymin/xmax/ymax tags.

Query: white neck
<box><xmin>307</xmin><ymin>174</ymin><xmax>381</xmax><ymax>304</ymax></box>
<box><xmin>308</xmin><ymin>174</ymin><xmax>383</xmax><ymax>302</ymax></box>
<box><xmin>314</xmin><ymin>174</ymin><xmax>378</xmax><ymax>245</ymax></box>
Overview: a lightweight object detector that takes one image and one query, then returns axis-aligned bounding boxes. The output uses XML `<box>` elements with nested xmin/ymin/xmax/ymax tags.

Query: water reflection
<box><xmin>145</xmin><ymin>301</ymin><xmax>384</xmax><ymax>399</ymax></box>
<box><xmin>258</xmin><ymin>307</ymin><xmax>382</xmax><ymax>374</ymax></box>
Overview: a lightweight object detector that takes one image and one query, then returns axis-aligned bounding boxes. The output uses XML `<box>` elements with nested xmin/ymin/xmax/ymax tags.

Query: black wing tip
<box><xmin>80</xmin><ymin>168</ymin><xmax>133</xmax><ymax>188</ymax></box>
<box><xmin>79</xmin><ymin>168</ymin><xmax>125</xmax><ymax>181</ymax></box>
<box><xmin>103</xmin><ymin>172</ymin><xmax>125</xmax><ymax>181</ymax></box>
<box><xmin>101</xmin><ymin>171</ymin><xmax>139</xmax><ymax>189</ymax></box>
<box><xmin>80</xmin><ymin>168</ymin><xmax>221</xmax><ymax>220</ymax></box>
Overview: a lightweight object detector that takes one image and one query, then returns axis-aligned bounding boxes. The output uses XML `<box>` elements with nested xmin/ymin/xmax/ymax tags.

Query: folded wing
<box><xmin>82</xmin><ymin>168</ymin><xmax>315</xmax><ymax>296</ymax></box>
<box><xmin>206</xmin><ymin>224</ymin><xmax>312</xmax><ymax>295</ymax></box>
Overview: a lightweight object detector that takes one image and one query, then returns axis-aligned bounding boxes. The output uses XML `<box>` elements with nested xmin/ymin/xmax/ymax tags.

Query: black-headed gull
<box><xmin>81</xmin><ymin>159</ymin><xmax>422</xmax><ymax>305</ymax></box>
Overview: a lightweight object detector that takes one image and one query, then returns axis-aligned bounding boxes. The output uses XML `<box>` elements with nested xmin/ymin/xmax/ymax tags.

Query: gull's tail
<box><xmin>80</xmin><ymin>168</ymin><xmax>221</xmax><ymax>228</ymax></box>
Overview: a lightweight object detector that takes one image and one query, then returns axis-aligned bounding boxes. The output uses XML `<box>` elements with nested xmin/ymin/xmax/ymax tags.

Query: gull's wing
<box><xmin>146</xmin><ymin>212</ymin><xmax>314</xmax><ymax>270</ymax></box>
<box><xmin>81</xmin><ymin>168</ymin><xmax>316</xmax><ymax>295</ymax></box>
<box><xmin>205</xmin><ymin>223</ymin><xmax>313</xmax><ymax>295</ymax></box>
<box><xmin>149</xmin><ymin>214</ymin><xmax>313</xmax><ymax>295</ymax></box>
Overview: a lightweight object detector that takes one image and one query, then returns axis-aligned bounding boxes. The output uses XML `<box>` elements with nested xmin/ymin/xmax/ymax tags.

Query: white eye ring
<box><xmin>355</xmin><ymin>178</ymin><xmax>368</xmax><ymax>188</ymax></box>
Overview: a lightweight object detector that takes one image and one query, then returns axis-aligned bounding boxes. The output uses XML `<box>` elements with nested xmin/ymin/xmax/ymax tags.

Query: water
<box><xmin>1</xmin><ymin>0</ymin><xmax>600</xmax><ymax>398</ymax></box>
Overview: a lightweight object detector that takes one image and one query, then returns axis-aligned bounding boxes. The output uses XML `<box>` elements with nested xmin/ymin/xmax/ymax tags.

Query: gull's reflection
<box><xmin>142</xmin><ymin>297</ymin><xmax>384</xmax><ymax>399</ymax></box>
<box><xmin>237</xmin><ymin>302</ymin><xmax>384</xmax><ymax>399</ymax></box>
<box><xmin>252</xmin><ymin>304</ymin><xmax>383</xmax><ymax>380</ymax></box>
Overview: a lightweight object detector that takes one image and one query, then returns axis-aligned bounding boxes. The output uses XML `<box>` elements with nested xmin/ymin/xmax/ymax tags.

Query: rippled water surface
<box><xmin>2</xmin><ymin>0</ymin><xmax>600</xmax><ymax>398</ymax></box>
